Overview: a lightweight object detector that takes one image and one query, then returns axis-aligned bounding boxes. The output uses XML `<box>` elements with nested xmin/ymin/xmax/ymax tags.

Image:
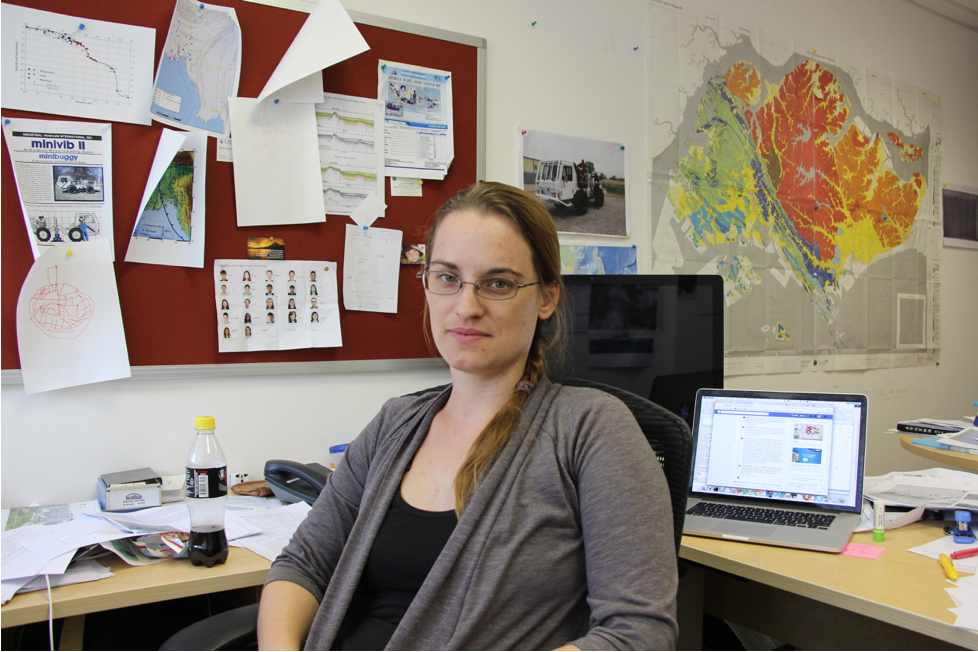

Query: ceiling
<box><xmin>903</xmin><ymin>0</ymin><xmax>978</xmax><ymax>33</ymax></box>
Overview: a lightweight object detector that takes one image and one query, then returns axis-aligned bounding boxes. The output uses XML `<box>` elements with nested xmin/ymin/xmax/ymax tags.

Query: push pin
<box><xmin>78</xmin><ymin>23</ymin><xmax>85</xmax><ymax>30</ymax></box>
<box><xmin>66</xmin><ymin>250</ymin><xmax>74</xmax><ymax>256</ymax></box>
<box><xmin>274</xmin><ymin>99</ymin><xmax>280</xmax><ymax>104</ymax></box>
<box><xmin>531</xmin><ymin>21</ymin><xmax>537</xmax><ymax>26</ymax></box>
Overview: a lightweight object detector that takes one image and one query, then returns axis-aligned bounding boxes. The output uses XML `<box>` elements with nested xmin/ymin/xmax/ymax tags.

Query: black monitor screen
<box><xmin>545</xmin><ymin>274</ymin><xmax>723</xmax><ymax>425</ymax></box>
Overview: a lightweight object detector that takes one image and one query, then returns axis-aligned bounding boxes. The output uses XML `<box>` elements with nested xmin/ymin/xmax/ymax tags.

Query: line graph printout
<box><xmin>1</xmin><ymin>4</ymin><xmax>155</xmax><ymax>125</ymax></box>
<box><xmin>316</xmin><ymin>93</ymin><xmax>384</xmax><ymax>217</ymax></box>
<box><xmin>150</xmin><ymin>0</ymin><xmax>241</xmax><ymax>137</ymax></box>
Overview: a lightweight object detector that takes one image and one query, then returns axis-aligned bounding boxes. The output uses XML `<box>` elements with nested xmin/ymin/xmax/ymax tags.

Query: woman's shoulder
<box><xmin>549</xmin><ymin>382</ymin><xmax>634</xmax><ymax>419</ymax></box>
<box><xmin>370</xmin><ymin>384</ymin><xmax>451</xmax><ymax>428</ymax></box>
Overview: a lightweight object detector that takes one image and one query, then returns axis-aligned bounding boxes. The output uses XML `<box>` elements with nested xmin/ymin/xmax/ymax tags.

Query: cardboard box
<box><xmin>98</xmin><ymin>467</ymin><xmax>162</xmax><ymax>512</ymax></box>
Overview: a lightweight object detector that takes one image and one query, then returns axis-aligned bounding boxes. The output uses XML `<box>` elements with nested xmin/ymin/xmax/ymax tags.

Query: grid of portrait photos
<box><xmin>214</xmin><ymin>260</ymin><xmax>342</xmax><ymax>352</ymax></box>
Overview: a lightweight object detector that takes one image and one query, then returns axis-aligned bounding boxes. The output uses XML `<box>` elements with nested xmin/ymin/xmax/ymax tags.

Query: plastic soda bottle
<box><xmin>185</xmin><ymin>416</ymin><xmax>229</xmax><ymax>567</ymax></box>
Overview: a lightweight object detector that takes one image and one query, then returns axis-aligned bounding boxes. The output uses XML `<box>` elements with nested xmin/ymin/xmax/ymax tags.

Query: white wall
<box><xmin>2</xmin><ymin>0</ymin><xmax>976</xmax><ymax>508</ymax></box>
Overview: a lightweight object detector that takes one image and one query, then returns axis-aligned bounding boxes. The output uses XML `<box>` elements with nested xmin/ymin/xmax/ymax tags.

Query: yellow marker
<box><xmin>939</xmin><ymin>553</ymin><xmax>958</xmax><ymax>581</ymax></box>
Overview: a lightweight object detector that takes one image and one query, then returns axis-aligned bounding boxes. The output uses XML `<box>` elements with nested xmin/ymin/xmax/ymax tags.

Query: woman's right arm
<box><xmin>257</xmin><ymin>580</ymin><xmax>320</xmax><ymax>651</ymax></box>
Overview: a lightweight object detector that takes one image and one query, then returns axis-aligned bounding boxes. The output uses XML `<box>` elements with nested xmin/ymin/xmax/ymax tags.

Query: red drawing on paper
<box><xmin>28</xmin><ymin>266</ymin><xmax>95</xmax><ymax>339</ymax></box>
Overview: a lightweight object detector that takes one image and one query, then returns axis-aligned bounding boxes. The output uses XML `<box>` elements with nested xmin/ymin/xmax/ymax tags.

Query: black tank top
<box><xmin>335</xmin><ymin>489</ymin><xmax>457</xmax><ymax>650</ymax></box>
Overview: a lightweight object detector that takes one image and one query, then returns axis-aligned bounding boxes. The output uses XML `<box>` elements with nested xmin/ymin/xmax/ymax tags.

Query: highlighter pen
<box><xmin>950</xmin><ymin>546</ymin><xmax>978</xmax><ymax>560</ymax></box>
<box><xmin>873</xmin><ymin>499</ymin><xmax>885</xmax><ymax>542</ymax></box>
<box><xmin>939</xmin><ymin>553</ymin><xmax>959</xmax><ymax>581</ymax></box>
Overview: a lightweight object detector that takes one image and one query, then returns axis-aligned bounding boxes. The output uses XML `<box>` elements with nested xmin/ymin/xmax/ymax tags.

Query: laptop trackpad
<box><xmin>712</xmin><ymin>521</ymin><xmax>777</xmax><ymax>538</ymax></box>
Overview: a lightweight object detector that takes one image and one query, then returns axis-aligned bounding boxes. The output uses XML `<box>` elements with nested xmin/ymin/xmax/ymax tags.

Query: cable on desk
<box><xmin>44</xmin><ymin>574</ymin><xmax>53</xmax><ymax>652</ymax></box>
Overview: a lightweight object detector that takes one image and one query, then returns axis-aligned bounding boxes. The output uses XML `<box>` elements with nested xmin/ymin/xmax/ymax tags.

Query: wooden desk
<box><xmin>1</xmin><ymin>547</ymin><xmax>270</xmax><ymax>628</ymax></box>
<box><xmin>680</xmin><ymin>520</ymin><xmax>978</xmax><ymax>650</ymax></box>
<box><xmin>899</xmin><ymin>434</ymin><xmax>978</xmax><ymax>471</ymax></box>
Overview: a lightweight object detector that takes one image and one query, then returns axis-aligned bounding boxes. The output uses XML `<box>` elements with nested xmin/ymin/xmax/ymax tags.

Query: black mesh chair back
<box><xmin>556</xmin><ymin>378</ymin><xmax>693</xmax><ymax>554</ymax></box>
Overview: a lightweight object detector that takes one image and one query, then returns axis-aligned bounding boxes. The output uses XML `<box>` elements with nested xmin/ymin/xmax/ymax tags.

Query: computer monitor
<box><xmin>545</xmin><ymin>274</ymin><xmax>723</xmax><ymax>425</ymax></box>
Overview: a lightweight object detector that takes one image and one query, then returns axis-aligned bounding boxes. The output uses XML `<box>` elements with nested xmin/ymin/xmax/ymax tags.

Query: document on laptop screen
<box><xmin>691</xmin><ymin>395</ymin><xmax>862</xmax><ymax>510</ymax></box>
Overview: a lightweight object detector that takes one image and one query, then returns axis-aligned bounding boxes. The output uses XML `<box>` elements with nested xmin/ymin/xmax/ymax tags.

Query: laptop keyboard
<box><xmin>686</xmin><ymin>502</ymin><xmax>837</xmax><ymax>529</ymax></box>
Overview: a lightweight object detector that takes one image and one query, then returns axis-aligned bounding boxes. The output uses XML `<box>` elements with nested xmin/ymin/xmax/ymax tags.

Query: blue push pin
<box><xmin>78</xmin><ymin>23</ymin><xmax>85</xmax><ymax>30</ymax></box>
<box><xmin>200</xmin><ymin>3</ymin><xmax>204</xmax><ymax>8</ymax></box>
<box><xmin>4</xmin><ymin>119</ymin><xmax>9</xmax><ymax>125</ymax></box>
<box><xmin>363</xmin><ymin>225</ymin><xmax>368</xmax><ymax>230</ymax></box>
<box><xmin>633</xmin><ymin>46</ymin><xmax>639</xmax><ymax>51</ymax></box>
<box><xmin>274</xmin><ymin>99</ymin><xmax>280</xmax><ymax>104</ymax></box>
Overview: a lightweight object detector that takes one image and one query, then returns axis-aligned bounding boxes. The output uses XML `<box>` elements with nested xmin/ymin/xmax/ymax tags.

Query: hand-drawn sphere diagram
<box><xmin>28</xmin><ymin>266</ymin><xmax>95</xmax><ymax>339</ymax></box>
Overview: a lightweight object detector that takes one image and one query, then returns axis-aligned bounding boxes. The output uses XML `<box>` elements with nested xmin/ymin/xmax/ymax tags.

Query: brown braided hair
<box><xmin>423</xmin><ymin>182</ymin><xmax>567</xmax><ymax>516</ymax></box>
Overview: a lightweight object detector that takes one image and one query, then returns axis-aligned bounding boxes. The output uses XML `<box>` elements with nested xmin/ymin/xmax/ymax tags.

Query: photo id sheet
<box><xmin>316</xmin><ymin>93</ymin><xmax>385</xmax><ymax>217</ymax></box>
<box><xmin>2</xmin><ymin>118</ymin><xmax>114</xmax><ymax>259</ymax></box>
<box><xmin>343</xmin><ymin>225</ymin><xmax>401</xmax><ymax>313</ymax></box>
<box><xmin>214</xmin><ymin>260</ymin><xmax>341</xmax><ymax>352</ymax></box>
<box><xmin>378</xmin><ymin>60</ymin><xmax>453</xmax><ymax>180</ymax></box>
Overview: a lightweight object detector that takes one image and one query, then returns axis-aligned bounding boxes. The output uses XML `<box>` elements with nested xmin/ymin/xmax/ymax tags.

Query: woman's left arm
<box><xmin>565</xmin><ymin>393</ymin><xmax>680</xmax><ymax>650</ymax></box>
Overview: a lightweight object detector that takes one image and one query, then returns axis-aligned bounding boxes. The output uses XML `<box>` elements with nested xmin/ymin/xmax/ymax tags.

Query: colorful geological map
<box><xmin>133</xmin><ymin>151</ymin><xmax>194</xmax><ymax>241</ymax></box>
<box><xmin>649</xmin><ymin>2</ymin><xmax>942</xmax><ymax>371</ymax></box>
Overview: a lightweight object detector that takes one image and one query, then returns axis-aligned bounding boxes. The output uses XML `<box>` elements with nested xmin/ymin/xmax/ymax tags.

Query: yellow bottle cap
<box><xmin>195</xmin><ymin>416</ymin><xmax>216</xmax><ymax>430</ymax></box>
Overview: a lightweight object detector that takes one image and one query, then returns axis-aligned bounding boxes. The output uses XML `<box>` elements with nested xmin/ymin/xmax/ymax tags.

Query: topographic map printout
<box><xmin>150</xmin><ymin>0</ymin><xmax>241</xmax><ymax>137</ymax></box>
<box><xmin>648</xmin><ymin>1</ymin><xmax>943</xmax><ymax>375</ymax></box>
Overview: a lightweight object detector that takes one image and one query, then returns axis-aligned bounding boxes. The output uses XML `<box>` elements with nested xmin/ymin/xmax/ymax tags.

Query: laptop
<box><xmin>683</xmin><ymin>388</ymin><xmax>868</xmax><ymax>553</ymax></box>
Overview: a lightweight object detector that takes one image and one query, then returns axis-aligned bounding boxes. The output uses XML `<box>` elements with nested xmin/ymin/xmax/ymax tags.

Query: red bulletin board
<box><xmin>1</xmin><ymin>0</ymin><xmax>484</xmax><ymax>370</ymax></box>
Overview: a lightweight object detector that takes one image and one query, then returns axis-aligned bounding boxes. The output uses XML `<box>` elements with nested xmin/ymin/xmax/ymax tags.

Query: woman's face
<box><xmin>244</xmin><ymin>299</ymin><xmax>251</xmax><ymax>308</ymax></box>
<box><xmin>266</xmin><ymin>298</ymin><xmax>273</xmax><ymax>308</ymax></box>
<box><xmin>425</xmin><ymin>209</ymin><xmax>557</xmax><ymax>381</ymax></box>
<box><xmin>289</xmin><ymin>299</ymin><xmax>296</xmax><ymax>308</ymax></box>
<box><xmin>222</xmin><ymin>300</ymin><xmax>229</xmax><ymax>309</ymax></box>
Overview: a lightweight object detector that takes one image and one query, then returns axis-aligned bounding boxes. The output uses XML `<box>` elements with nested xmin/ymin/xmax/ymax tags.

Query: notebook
<box><xmin>683</xmin><ymin>388</ymin><xmax>868</xmax><ymax>553</ymax></box>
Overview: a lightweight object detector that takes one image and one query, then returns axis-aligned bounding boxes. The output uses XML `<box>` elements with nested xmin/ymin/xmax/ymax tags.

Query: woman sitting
<box><xmin>258</xmin><ymin>182</ymin><xmax>677</xmax><ymax>650</ymax></box>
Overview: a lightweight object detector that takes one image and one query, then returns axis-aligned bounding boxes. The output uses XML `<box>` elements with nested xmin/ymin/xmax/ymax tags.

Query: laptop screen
<box><xmin>689</xmin><ymin>389</ymin><xmax>867</xmax><ymax>512</ymax></box>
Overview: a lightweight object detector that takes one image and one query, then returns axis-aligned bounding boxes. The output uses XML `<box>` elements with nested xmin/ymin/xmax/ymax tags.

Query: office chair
<box><xmin>159</xmin><ymin>378</ymin><xmax>692</xmax><ymax>651</ymax></box>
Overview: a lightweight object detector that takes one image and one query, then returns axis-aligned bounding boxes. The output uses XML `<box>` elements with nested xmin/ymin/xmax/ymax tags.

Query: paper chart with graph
<box><xmin>316</xmin><ymin>93</ymin><xmax>384</xmax><ymax>217</ymax></box>
<box><xmin>0</xmin><ymin>3</ymin><xmax>154</xmax><ymax>125</ymax></box>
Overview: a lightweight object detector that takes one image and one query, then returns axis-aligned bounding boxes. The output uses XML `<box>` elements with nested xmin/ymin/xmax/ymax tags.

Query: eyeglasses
<box><xmin>418</xmin><ymin>270</ymin><xmax>540</xmax><ymax>301</ymax></box>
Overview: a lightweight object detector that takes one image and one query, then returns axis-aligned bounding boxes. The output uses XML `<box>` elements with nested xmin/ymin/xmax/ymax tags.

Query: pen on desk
<box><xmin>950</xmin><ymin>546</ymin><xmax>978</xmax><ymax>560</ymax></box>
<box><xmin>939</xmin><ymin>553</ymin><xmax>959</xmax><ymax>581</ymax></box>
<box><xmin>873</xmin><ymin>499</ymin><xmax>885</xmax><ymax>542</ymax></box>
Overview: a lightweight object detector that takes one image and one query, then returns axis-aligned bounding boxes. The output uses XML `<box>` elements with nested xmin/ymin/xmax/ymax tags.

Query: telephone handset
<box><xmin>263</xmin><ymin>459</ymin><xmax>332</xmax><ymax>504</ymax></box>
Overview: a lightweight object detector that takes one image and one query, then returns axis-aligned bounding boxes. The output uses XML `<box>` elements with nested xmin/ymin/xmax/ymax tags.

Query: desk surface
<box><xmin>899</xmin><ymin>434</ymin><xmax>978</xmax><ymax>471</ymax></box>
<box><xmin>1</xmin><ymin>547</ymin><xmax>271</xmax><ymax>628</ymax></box>
<box><xmin>680</xmin><ymin>520</ymin><xmax>977</xmax><ymax>649</ymax></box>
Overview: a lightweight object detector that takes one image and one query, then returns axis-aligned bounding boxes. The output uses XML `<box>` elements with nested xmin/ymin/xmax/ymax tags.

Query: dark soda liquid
<box><xmin>188</xmin><ymin>529</ymin><xmax>229</xmax><ymax>567</ymax></box>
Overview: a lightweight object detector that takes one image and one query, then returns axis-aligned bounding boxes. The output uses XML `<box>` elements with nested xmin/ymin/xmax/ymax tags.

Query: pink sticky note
<box><xmin>841</xmin><ymin>543</ymin><xmax>885</xmax><ymax>559</ymax></box>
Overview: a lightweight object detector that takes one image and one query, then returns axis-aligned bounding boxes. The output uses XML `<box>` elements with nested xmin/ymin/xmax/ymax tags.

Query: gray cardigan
<box><xmin>266</xmin><ymin>378</ymin><xmax>678</xmax><ymax>650</ymax></box>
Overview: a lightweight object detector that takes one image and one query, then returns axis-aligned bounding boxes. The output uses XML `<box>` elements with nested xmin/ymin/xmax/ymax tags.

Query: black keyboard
<box><xmin>686</xmin><ymin>501</ymin><xmax>836</xmax><ymax>529</ymax></box>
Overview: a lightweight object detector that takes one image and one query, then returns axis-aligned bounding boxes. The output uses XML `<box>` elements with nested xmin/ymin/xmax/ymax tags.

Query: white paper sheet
<box><xmin>257</xmin><ymin>0</ymin><xmax>368</xmax><ymax>104</ymax></box>
<box><xmin>149</xmin><ymin>0</ymin><xmax>241</xmax><ymax>137</ymax></box>
<box><xmin>229</xmin><ymin>502</ymin><xmax>311</xmax><ymax>561</ymax></box>
<box><xmin>0</xmin><ymin>4</ymin><xmax>155</xmax><ymax>125</ymax></box>
<box><xmin>379</xmin><ymin>60</ymin><xmax>454</xmax><ymax>180</ymax></box>
<box><xmin>2</xmin><ymin>117</ymin><xmax>114</xmax><ymax>259</ymax></box>
<box><xmin>215</xmin><ymin>260</ymin><xmax>342</xmax><ymax>351</ymax></box>
<box><xmin>1</xmin><ymin>525</ymin><xmax>55</xmax><ymax>580</ymax></box>
<box><xmin>16</xmin><ymin>241</ymin><xmax>131</xmax><ymax>394</ymax></box>
<box><xmin>16</xmin><ymin>560</ymin><xmax>113</xmax><ymax>594</ymax></box>
<box><xmin>390</xmin><ymin>177</ymin><xmax>423</xmax><ymax>197</ymax></box>
<box><xmin>316</xmin><ymin>93</ymin><xmax>385</xmax><ymax>217</ymax></box>
<box><xmin>349</xmin><ymin>193</ymin><xmax>387</xmax><ymax>228</ymax></box>
<box><xmin>343</xmin><ymin>224</ymin><xmax>402</xmax><ymax>313</ymax></box>
<box><xmin>19</xmin><ymin>517</ymin><xmax>131</xmax><ymax>560</ymax></box>
<box><xmin>125</xmin><ymin>130</ymin><xmax>207</xmax><ymax>267</ymax></box>
<box><xmin>228</xmin><ymin>97</ymin><xmax>326</xmax><ymax>226</ymax></box>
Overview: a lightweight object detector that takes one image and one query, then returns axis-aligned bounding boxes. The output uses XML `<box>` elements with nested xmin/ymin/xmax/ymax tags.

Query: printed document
<box><xmin>3</xmin><ymin>118</ymin><xmax>114</xmax><ymax>259</ymax></box>
<box><xmin>214</xmin><ymin>260</ymin><xmax>342</xmax><ymax>352</ymax></box>
<box><xmin>0</xmin><ymin>4</ymin><xmax>155</xmax><ymax>125</ymax></box>
<box><xmin>150</xmin><ymin>0</ymin><xmax>241</xmax><ymax>137</ymax></box>
<box><xmin>316</xmin><ymin>93</ymin><xmax>385</xmax><ymax>217</ymax></box>
<box><xmin>343</xmin><ymin>224</ymin><xmax>401</xmax><ymax>313</ymax></box>
<box><xmin>379</xmin><ymin>60</ymin><xmax>454</xmax><ymax>180</ymax></box>
<box><xmin>126</xmin><ymin>129</ymin><xmax>207</xmax><ymax>268</ymax></box>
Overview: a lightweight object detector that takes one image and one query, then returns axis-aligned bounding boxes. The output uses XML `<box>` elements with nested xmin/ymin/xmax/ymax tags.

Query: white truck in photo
<box><xmin>534</xmin><ymin>159</ymin><xmax>604</xmax><ymax>215</ymax></box>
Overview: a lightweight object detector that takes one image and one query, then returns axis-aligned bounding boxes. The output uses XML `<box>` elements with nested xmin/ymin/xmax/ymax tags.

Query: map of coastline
<box><xmin>150</xmin><ymin>0</ymin><xmax>240</xmax><ymax>136</ymax></box>
<box><xmin>134</xmin><ymin>151</ymin><xmax>194</xmax><ymax>241</ymax></box>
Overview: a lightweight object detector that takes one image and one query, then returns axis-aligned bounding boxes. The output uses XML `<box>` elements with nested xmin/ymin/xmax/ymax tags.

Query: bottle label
<box><xmin>186</xmin><ymin>466</ymin><xmax>228</xmax><ymax>499</ymax></box>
